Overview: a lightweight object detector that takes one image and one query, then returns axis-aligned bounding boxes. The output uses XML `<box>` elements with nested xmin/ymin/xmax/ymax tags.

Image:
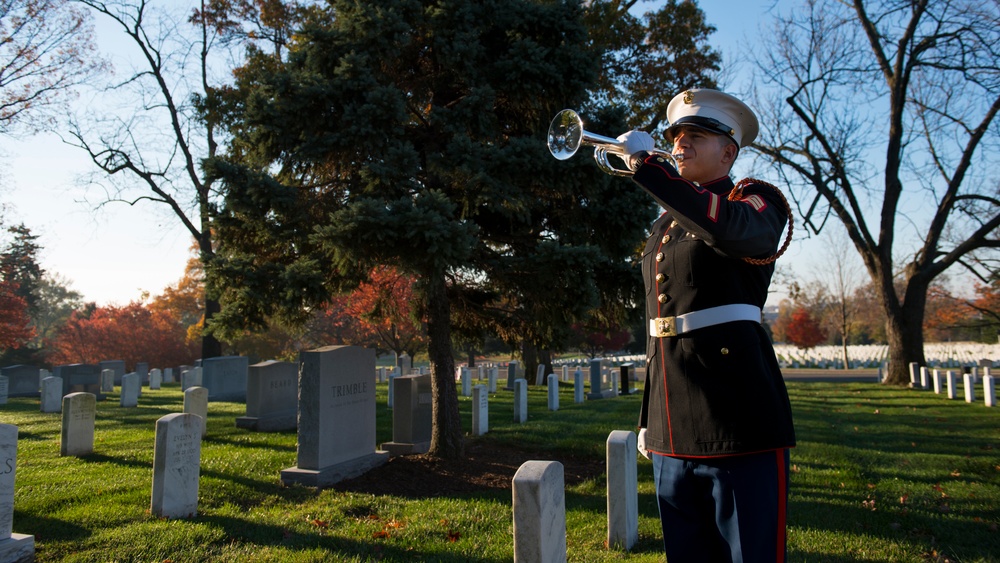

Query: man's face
<box><xmin>669</xmin><ymin>126</ymin><xmax>737</xmax><ymax>184</ymax></box>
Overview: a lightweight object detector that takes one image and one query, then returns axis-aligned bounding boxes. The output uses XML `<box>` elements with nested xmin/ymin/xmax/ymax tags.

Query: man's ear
<box><xmin>722</xmin><ymin>142</ymin><xmax>738</xmax><ymax>165</ymax></box>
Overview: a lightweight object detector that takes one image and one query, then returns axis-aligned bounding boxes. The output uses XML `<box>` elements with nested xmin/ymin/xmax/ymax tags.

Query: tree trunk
<box><xmin>882</xmin><ymin>283</ymin><xmax>928</xmax><ymax>385</ymax></box>
<box><xmin>425</xmin><ymin>270</ymin><xmax>463</xmax><ymax>459</ymax></box>
<box><xmin>521</xmin><ymin>341</ymin><xmax>538</xmax><ymax>385</ymax></box>
<box><xmin>202</xmin><ymin>296</ymin><xmax>222</xmax><ymax>359</ymax></box>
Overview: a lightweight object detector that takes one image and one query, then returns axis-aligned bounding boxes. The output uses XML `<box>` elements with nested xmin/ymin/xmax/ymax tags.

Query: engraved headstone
<box><xmin>150</xmin><ymin>413</ymin><xmax>202</xmax><ymax>519</ymax></box>
<box><xmin>606</xmin><ymin>430</ymin><xmax>638</xmax><ymax>551</ymax></box>
<box><xmin>0</xmin><ymin>424</ymin><xmax>35</xmax><ymax>559</ymax></box>
<box><xmin>280</xmin><ymin>346</ymin><xmax>388</xmax><ymax>487</ymax></box>
<box><xmin>547</xmin><ymin>374</ymin><xmax>559</xmax><ymax>412</ymax></box>
<box><xmin>488</xmin><ymin>367</ymin><xmax>498</xmax><ymax>393</ymax></box>
<box><xmin>514</xmin><ymin>379</ymin><xmax>528</xmax><ymax>424</ymax></box>
<box><xmin>183</xmin><ymin>387</ymin><xmax>209</xmax><ymax>438</ymax></box>
<box><xmin>236</xmin><ymin>360</ymin><xmax>298</xmax><ymax>432</ymax></box>
<box><xmin>201</xmin><ymin>356</ymin><xmax>249</xmax><ymax>402</ymax></box>
<box><xmin>53</xmin><ymin>363</ymin><xmax>104</xmax><ymax>401</ymax></box>
<box><xmin>381</xmin><ymin>373</ymin><xmax>432</xmax><ymax>455</ymax></box>
<box><xmin>472</xmin><ymin>385</ymin><xmax>489</xmax><ymax>436</ymax></box>
<box><xmin>505</xmin><ymin>361</ymin><xmax>519</xmax><ymax>390</ymax></box>
<box><xmin>512</xmin><ymin>460</ymin><xmax>566</xmax><ymax>563</ymax></box>
<box><xmin>98</xmin><ymin>360</ymin><xmax>125</xmax><ymax>386</ymax></box>
<box><xmin>40</xmin><ymin>376</ymin><xmax>63</xmax><ymax>413</ymax></box>
<box><xmin>100</xmin><ymin>369</ymin><xmax>114</xmax><ymax>393</ymax></box>
<box><xmin>574</xmin><ymin>369</ymin><xmax>584</xmax><ymax>404</ymax></box>
<box><xmin>182</xmin><ymin>367</ymin><xmax>202</xmax><ymax>391</ymax></box>
<box><xmin>149</xmin><ymin>369</ymin><xmax>162</xmax><ymax>390</ymax></box>
<box><xmin>0</xmin><ymin>365</ymin><xmax>41</xmax><ymax>397</ymax></box>
<box><xmin>120</xmin><ymin>373</ymin><xmax>139</xmax><ymax>408</ymax></box>
<box><xmin>61</xmin><ymin>392</ymin><xmax>96</xmax><ymax>457</ymax></box>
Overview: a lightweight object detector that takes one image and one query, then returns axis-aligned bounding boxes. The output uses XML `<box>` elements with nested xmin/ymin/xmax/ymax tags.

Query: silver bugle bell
<box><xmin>547</xmin><ymin>109</ymin><xmax>676</xmax><ymax>176</ymax></box>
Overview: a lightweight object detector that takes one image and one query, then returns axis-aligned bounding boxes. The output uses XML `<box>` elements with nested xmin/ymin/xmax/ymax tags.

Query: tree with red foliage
<box><xmin>47</xmin><ymin>301</ymin><xmax>198</xmax><ymax>370</ymax></box>
<box><xmin>307</xmin><ymin>267</ymin><xmax>425</xmax><ymax>360</ymax></box>
<box><xmin>785</xmin><ymin>307</ymin><xmax>826</xmax><ymax>350</ymax></box>
<box><xmin>0</xmin><ymin>279</ymin><xmax>34</xmax><ymax>349</ymax></box>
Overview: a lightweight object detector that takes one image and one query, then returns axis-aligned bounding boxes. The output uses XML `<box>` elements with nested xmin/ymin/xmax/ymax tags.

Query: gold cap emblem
<box><xmin>683</xmin><ymin>91</ymin><xmax>694</xmax><ymax>104</ymax></box>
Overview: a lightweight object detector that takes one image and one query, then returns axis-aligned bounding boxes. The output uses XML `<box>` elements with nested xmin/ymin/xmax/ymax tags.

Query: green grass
<box><xmin>2</xmin><ymin>379</ymin><xmax>998</xmax><ymax>562</ymax></box>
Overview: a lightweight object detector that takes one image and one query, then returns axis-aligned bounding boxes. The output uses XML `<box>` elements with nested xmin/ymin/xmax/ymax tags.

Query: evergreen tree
<box><xmin>207</xmin><ymin>0</ymin><xmax>717</xmax><ymax>458</ymax></box>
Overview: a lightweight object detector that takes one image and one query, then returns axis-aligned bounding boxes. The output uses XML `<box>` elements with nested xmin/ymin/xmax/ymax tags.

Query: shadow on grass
<box><xmin>197</xmin><ymin>513</ymin><xmax>510</xmax><ymax>562</ymax></box>
<box><xmin>12</xmin><ymin>511</ymin><xmax>90</xmax><ymax>543</ymax></box>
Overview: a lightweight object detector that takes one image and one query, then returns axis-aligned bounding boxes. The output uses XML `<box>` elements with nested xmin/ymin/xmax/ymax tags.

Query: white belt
<box><xmin>650</xmin><ymin>304</ymin><xmax>761</xmax><ymax>337</ymax></box>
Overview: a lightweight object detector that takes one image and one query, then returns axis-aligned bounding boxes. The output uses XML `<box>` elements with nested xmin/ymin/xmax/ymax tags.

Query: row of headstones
<box><xmin>511</xmin><ymin>430</ymin><xmax>639</xmax><ymax>562</ymax></box>
<box><xmin>0</xmin><ymin>392</ymin><xmax>211</xmax><ymax>561</ymax></box>
<box><xmin>380</xmin><ymin>361</ymin><xmax>641</xmax><ymax>456</ymax></box>
<box><xmin>901</xmin><ymin>362</ymin><xmax>996</xmax><ymax>407</ymax></box>
<box><xmin>0</xmin><ymin>356</ymin><xmax>251</xmax><ymax>405</ymax></box>
<box><xmin>29</xmin><ymin>367</ymin><xmax>204</xmax><ymax>414</ymax></box>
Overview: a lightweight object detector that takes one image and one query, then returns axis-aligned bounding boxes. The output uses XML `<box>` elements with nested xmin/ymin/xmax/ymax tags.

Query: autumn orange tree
<box><xmin>47</xmin><ymin>301</ymin><xmax>198</xmax><ymax>370</ymax></box>
<box><xmin>0</xmin><ymin>279</ymin><xmax>34</xmax><ymax>350</ymax></box>
<box><xmin>785</xmin><ymin>307</ymin><xmax>827</xmax><ymax>350</ymax></box>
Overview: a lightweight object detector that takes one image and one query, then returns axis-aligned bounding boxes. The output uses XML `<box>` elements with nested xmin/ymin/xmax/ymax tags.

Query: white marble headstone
<box><xmin>120</xmin><ymin>373</ymin><xmax>139</xmax><ymax>408</ymax></box>
<box><xmin>61</xmin><ymin>393</ymin><xmax>96</xmax><ymax>457</ymax></box>
<box><xmin>150</xmin><ymin>413</ymin><xmax>201</xmax><ymax>519</ymax></box>
<box><xmin>183</xmin><ymin>387</ymin><xmax>209</xmax><ymax>438</ymax></box>
<box><xmin>40</xmin><ymin>376</ymin><xmax>63</xmax><ymax>413</ymax></box>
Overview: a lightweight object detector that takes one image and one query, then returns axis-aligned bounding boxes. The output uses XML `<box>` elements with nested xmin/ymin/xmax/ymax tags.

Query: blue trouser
<box><xmin>652</xmin><ymin>449</ymin><xmax>789</xmax><ymax>563</ymax></box>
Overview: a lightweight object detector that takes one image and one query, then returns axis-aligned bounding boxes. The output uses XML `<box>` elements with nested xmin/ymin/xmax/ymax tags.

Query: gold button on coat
<box><xmin>656</xmin><ymin>252</ymin><xmax>664</xmax><ymax>262</ymax></box>
<box><xmin>721</xmin><ymin>348</ymin><xmax>730</xmax><ymax>355</ymax></box>
<box><xmin>662</xmin><ymin>234</ymin><xmax>671</xmax><ymax>244</ymax></box>
<box><xmin>657</xmin><ymin>294</ymin><xmax>668</xmax><ymax>303</ymax></box>
<box><xmin>655</xmin><ymin>273</ymin><xmax>665</xmax><ymax>283</ymax></box>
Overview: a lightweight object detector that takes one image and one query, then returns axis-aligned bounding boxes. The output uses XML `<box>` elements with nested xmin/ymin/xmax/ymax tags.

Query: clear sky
<box><xmin>0</xmin><ymin>0</ymin><xmax>809</xmax><ymax>307</ymax></box>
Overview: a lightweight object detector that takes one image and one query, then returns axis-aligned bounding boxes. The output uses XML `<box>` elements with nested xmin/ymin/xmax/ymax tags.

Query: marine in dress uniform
<box><xmin>617</xmin><ymin>89</ymin><xmax>796</xmax><ymax>562</ymax></box>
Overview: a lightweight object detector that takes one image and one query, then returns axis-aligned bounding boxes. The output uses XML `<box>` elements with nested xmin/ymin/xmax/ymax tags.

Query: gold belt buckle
<box><xmin>653</xmin><ymin>316</ymin><xmax>677</xmax><ymax>337</ymax></box>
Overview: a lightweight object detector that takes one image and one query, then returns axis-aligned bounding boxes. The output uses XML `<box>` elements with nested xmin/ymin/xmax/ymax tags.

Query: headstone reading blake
<box><xmin>281</xmin><ymin>345</ymin><xmax>388</xmax><ymax>487</ymax></box>
<box><xmin>0</xmin><ymin>424</ymin><xmax>35</xmax><ymax>560</ymax></box>
<box><xmin>201</xmin><ymin>356</ymin><xmax>249</xmax><ymax>402</ymax></box>
<box><xmin>150</xmin><ymin>413</ymin><xmax>202</xmax><ymax>519</ymax></box>
<box><xmin>61</xmin><ymin>393</ymin><xmax>96</xmax><ymax>457</ymax></box>
<box><xmin>381</xmin><ymin>373</ymin><xmax>432</xmax><ymax>455</ymax></box>
<box><xmin>236</xmin><ymin>360</ymin><xmax>298</xmax><ymax>432</ymax></box>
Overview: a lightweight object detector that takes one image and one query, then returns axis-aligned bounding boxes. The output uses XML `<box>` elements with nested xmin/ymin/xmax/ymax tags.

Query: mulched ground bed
<box><xmin>332</xmin><ymin>439</ymin><xmax>606</xmax><ymax>498</ymax></box>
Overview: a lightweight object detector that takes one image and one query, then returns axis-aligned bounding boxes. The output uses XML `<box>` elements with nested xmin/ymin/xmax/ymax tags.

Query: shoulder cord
<box><xmin>728</xmin><ymin>178</ymin><xmax>793</xmax><ymax>266</ymax></box>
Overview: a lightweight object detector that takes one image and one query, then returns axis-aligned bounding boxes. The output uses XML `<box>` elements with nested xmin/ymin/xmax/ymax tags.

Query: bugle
<box><xmin>547</xmin><ymin>109</ymin><xmax>677</xmax><ymax>176</ymax></box>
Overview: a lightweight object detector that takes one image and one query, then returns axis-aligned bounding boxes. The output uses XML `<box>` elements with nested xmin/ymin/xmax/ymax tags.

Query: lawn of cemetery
<box><xmin>2</xmin><ymin>364</ymin><xmax>998</xmax><ymax>562</ymax></box>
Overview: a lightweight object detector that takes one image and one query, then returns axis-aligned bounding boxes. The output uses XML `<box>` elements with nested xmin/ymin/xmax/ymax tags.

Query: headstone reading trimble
<box><xmin>281</xmin><ymin>345</ymin><xmax>388</xmax><ymax>487</ymax></box>
<box><xmin>150</xmin><ymin>413</ymin><xmax>202</xmax><ymax>519</ymax></box>
<box><xmin>236</xmin><ymin>360</ymin><xmax>298</xmax><ymax>432</ymax></box>
<box><xmin>0</xmin><ymin>424</ymin><xmax>35</xmax><ymax>561</ymax></box>
<box><xmin>61</xmin><ymin>392</ymin><xmax>96</xmax><ymax>457</ymax></box>
<box><xmin>201</xmin><ymin>356</ymin><xmax>249</xmax><ymax>402</ymax></box>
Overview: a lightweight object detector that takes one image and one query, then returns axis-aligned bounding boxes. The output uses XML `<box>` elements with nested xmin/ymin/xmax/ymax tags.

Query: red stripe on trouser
<box><xmin>776</xmin><ymin>449</ymin><xmax>787</xmax><ymax>563</ymax></box>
